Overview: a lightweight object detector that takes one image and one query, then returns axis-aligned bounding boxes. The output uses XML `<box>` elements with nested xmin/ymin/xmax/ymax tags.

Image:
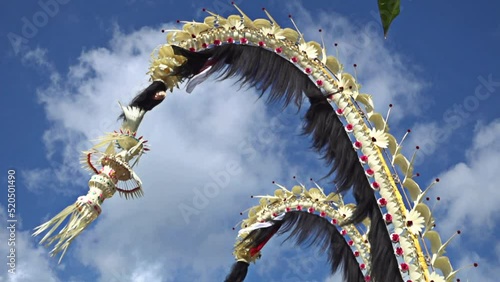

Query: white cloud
<box><xmin>25</xmin><ymin>7</ymin><xmax>437</xmax><ymax>282</ymax></box>
<box><xmin>0</xmin><ymin>204</ymin><xmax>60</xmax><ymax>282</ymax></box>
<box><xmin>21</xmin><ymin>47</ymin><xmax>55</xmax><ymax>71</ymax></box>
<box><xmin>434</xmin><ymin>118</ymin><xmax>500</xmax><ymax>234</ymax></box>
<box><xmin>324</xmin><ymin>273</ymin><xmax>342</xmax><ymax>282</ymax></box>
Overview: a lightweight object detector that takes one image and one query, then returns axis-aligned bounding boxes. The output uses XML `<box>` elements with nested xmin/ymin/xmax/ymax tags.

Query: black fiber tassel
<box><xmin>224</xmin><ymin>261</ymin><xmax>249</xmax><ymax>282</ymax></box>
<box><xmin>118</xmin><ymin>81</ymin><xmax>167</xmax><ymax>119</ymax></box>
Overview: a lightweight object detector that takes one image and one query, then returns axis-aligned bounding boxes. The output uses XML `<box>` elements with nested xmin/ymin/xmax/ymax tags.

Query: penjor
<box><xmin>32</xmin><ymin>82</ymin><xmax>167</xmax><ymax>263</ymax></box>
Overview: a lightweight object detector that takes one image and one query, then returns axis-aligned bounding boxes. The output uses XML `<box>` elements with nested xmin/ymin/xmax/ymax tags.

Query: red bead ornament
<box><xmin>258</xmin><ymin>41</ymin><xmax>265</xmax><ymax>47</ymax></box>
<box><xmin>227</xmin><ymin>37</ymin><xmax>234</xmax><ymax>43</ymax></box>
<box><xmin>378</xmin><ymin>198</ymin><xmax>387</xmax><ymax>207</ymax></box>
<box><xmin>240</xmin><ymin>38</ymin><xmax>248</xmax><ymax>44</ymax></box>
<box><xmin>400</xmin><ymin>263</ymin><xmax>409</xmax><ymax>272</ymax></box>
<box><xmin>359</xmin><ymin>155</ymin><xmax>368</xmax><ymax>163</ymax></box>
<box><xmin>213</xmin><ymin>39</ymin><xmax>221</xmax><ymax>45</ymax></box>
<box><xmin>291</xmin><ymin>56</ymin><xmax>298</xmax><ymax>63</ymax></box>
<box><xmin>353</xmin><ymin>141</ymin><xmax>363</xmax><ymax>149</ymax></box>
<box><xmin>395</xmin><ymin>247</ymin><xmax>404</xmax><ymax>256</ymax></box>
<box><xmin>391</xmin><ymin>233</ymin><xmax>400</xmax><ymax>242</ymax></box>
<box><xmin>385</xmin><ymin>213</ymin><xmax>393</xmax><ymax>223</ymax></box>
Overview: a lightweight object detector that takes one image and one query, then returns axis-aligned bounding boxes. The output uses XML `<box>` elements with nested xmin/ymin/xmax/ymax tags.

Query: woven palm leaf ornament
<box><xmin>138</xmin><ymin>4</ymin><xmax>478</xmax><ymax>281</ymax></box>
<box><xmin>32</xmin><ymin>83</ymin><xmax>167</xmax><ymax>263</ymax></box>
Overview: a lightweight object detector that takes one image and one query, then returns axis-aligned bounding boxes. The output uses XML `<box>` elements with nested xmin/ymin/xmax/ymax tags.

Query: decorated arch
<box><xmin>32</xmin><ymin>4</ymin><xmax>477</xmax><ymax>282</ymax></box>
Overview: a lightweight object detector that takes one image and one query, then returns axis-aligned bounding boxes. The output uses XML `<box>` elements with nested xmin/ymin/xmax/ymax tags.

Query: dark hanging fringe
<box><xmin>369</xmin><ymin>205</ymin><xmax>404</xmax><ymax>282</ymax></box>
<box><xmin>157</xmin><ymin>44</ymin><xmax>400</xmax><ymax>281</ymax></box>
<box><xmin>172</xmin><ymin>44</ymin><xmax>310</xmax><ymax>110</ymax></box>
<box><xmin>118</xmin><ymin>81</ymin><xmax>167</xmax><ymax>120</ymax></box>
<box><xmin>224</xmin><ymin>261</ymin><xmax>249</xmax><ymax>282</ymax></box>
<box><xmin>302</xmin><ymin>98</ymin><xmax>374</xmax><ymax>225</ymax></box>
<box><xmin>238</xmin><ymin>211</ymin><xmax>364</xmax><ymax>282</ymax></box>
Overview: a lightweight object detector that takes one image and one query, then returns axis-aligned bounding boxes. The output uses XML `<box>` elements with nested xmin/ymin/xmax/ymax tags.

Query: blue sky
<box><xmin>1</xmin><ymin>0</ymin><xmax>499</xmax><ymax>281</ymax></box>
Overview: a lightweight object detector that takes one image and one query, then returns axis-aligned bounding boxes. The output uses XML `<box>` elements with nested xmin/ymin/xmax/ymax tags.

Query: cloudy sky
<box><xmin>1</xmin><ymin>0</ymin><xmax>499</xmax><ymax>281</ymax></box>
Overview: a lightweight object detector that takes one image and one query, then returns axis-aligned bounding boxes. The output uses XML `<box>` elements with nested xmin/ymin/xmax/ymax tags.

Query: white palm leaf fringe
<box><xmin>32</xmin><ymin>200</ymin><xmax>99</xmax><ymax>263</ymax></box>
<box><xmin>32</xmin><ymin>104</ymin><xmax>153</xmax><ymax>263</ymax></box>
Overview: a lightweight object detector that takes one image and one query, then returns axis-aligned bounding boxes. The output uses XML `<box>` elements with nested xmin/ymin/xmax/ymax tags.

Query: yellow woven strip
<box><xmin>375</xmin><ymin>148</ymin><xmax>430</xmax><ymax>281</ymax></box>
<box><xmin>336</xmin><ymin>89</ymin><xmax>430</xmax><ymax>279</ymax></box>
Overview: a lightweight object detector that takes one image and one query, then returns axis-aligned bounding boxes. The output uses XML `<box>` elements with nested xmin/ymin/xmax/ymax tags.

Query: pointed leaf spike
<box><xmin>232</xmin><ymin>3</ymin><xmax>254</xmax><ymax>27</ymax></box>
<box><xmin>202</xmin><ymin>8</ymin><xmax>221</xmax><ymax>17</ymax></box>
<box><xmin>334</xmin><ymin>42</ymin><xmax>340</xmax><ymax>60</ymax></box>
<box><xmin>353</xmin><ymin>63</ymin><xmax>359</xmax><ymax>82</ymax></box>
<box><xmin>437</xmin><ymin>230</ymin><xmax>461</xmax><ymax>256</ymax></box>
<box><xmin>416</xmin><ymin>178</ymin><xmax>439</xmax><ymax>204</ymax></box>
<box><xmin>288</xmin><ymin>14</ymin><xmax>304</xmax><ymax>43</ymax></box>
<box><xmin>311</xmin><ymin>178</ymin><xmax>323</xmax><ymax>192</ymax></box>
<box><xmin>383</xmin><ymin>104</ymin><xmax>393</xmax><ymax>132</ymax></box>
<box><xmin>232</xmin><ymin>220</ymin><xmax>244</xmax><ymax>231</ymax></box>
<box><xmin>262</xmin><ymin>8</ymin><xmax>279</xmax><ymax>27</ymax></box>
<box><xmin>272</xmin><ymin>182</ymin><xmax>287</xmax><ymax>190</ymax></box>
<box><xmin>444</xmin><ymin>262</ymin><xmax>479</xmax><ymax>280</ymax></box>
<box><xmin>292</xmin><ymin>175</ymin><xmax>304</xmax><ymax>188</ymax></box>
<box><xmin>318</xmin><ymin>29</ymin><xmax>328</xmax><ymax>63</ymax></box>
<box><xmin>406</xmin><ymin>146</ymin><xmax>419</xmax><ymax>176</ymax></box>
<box><xmin>398</xmin><ymin>129</ymin><xmax>411</xmax><ymax>151</ymax></box>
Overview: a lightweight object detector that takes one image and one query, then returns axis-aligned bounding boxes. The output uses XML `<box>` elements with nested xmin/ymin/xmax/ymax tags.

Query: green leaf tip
<box><xmin>378</xmin><ymin>0</ymin><xmax>400</xmax><ymax>38</ymax></box>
